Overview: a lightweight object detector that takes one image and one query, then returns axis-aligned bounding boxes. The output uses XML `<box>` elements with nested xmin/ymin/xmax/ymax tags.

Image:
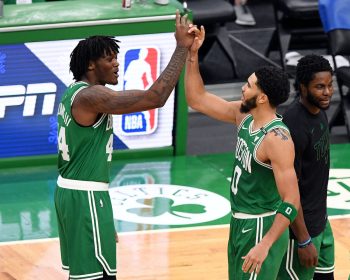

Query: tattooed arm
<box><xmin>242</xmin><ymin>128</ymin><xmax>300</xmax><ymax>274</ymax></box>
<box><xmin>72</xmin><ymin>11</ymin><xmax>194</xmax><ymax>126</ymax></box>
<box><xmin>264</xmin><ymin>127</ymin><xmax>300</xmax><ymax>209</ymax></box>
<box><xmin>76</xmin><ymin>46</ymin><xmax>187</xmax><ymax>114</ymax></box>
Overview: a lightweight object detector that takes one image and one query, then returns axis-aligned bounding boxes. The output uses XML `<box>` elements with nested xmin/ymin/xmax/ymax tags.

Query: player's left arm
<box><xmin>242</xmin><ymin>128</ymin><xmax>300</xmax><ymax>274</ymax></box>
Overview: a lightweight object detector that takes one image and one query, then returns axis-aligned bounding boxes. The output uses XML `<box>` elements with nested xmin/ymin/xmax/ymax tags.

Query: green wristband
<box><xmin>277</xmin><ymin>201</ymin><xmax>297</xmax><ymax>223</ymax></box>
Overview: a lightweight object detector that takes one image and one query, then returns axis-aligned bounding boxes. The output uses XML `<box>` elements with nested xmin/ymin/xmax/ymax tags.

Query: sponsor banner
<box><xmin>0</xmin><ymin>33</ymin><xmax>175</xmax><ymax>157</ymax></box>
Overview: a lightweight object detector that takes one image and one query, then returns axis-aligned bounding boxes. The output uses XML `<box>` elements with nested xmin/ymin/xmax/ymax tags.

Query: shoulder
<box><xmin>259</xmin><ymin>126</ymin><xmax>295</xmax><ymax>165</ymax></box>
<box><xmin>69</xmin><ymin>81</ymin><xmax>89</xmax><ymax>92</ymax></box>
<box><xmin>266</xmin><ymin>127</ymin><xmax>291</xmax><ymax>144</ymax></box>
<box><xmin>264</xmin><ymin>127</ymin><xmax>294</xmax><ymax>156</ymax></box>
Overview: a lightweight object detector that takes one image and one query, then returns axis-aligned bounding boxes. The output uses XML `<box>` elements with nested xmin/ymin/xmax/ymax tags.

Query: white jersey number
<box><xmin>106</xmin><ymin>134</ymin><xmax>113</xmax><ymax>162</ymax></box>
<box><xmin>58</xmin><ymin>127</ymin><xmax>70</xmax><ymax>161</ymax></box>
<box><xmin>231</xmin><ymin>165</ymin><xmax>242</xmax><ymax>195</ymax></box>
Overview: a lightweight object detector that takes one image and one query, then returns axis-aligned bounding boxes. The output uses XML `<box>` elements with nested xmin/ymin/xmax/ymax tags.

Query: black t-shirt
<box><xmin>283</xmin><ymin>100</ymin><xmax>329</xmax><ymax>238</ymax></box>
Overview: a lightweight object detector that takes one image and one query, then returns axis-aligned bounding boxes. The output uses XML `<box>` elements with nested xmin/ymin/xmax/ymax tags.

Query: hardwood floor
<box><xmin>0</xmin><ymin>220</ymin><xmax>349</xmax><ymax>280</ymax></box>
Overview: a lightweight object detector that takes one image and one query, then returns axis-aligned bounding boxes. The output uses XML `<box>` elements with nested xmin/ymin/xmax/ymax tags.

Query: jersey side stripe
<box><xmin>93</xmin><ymin>113</ymin><xmax>107</xmax><ymax>129</ymax></box>
<box><xmin>89</xmin><ymin>191</ymin><xmax>117</xmax><ymax>274</ymax></box>
<box><xmin>286</xmin><ymin>239</ymin><xmax>299</xmax><ymax>280</ymax></box>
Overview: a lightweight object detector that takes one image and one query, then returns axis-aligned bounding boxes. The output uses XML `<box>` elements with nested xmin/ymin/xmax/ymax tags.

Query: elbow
<box><xmin>188</xmin><ymin>102</ymin><xmax>201</xmax><ymax>112</ymax></box>
<box><xmin>185</xmin><ymin>94</ymin><xmax>201</xmax><ymax>111</ymax></box>
<box><xmin>156</xmin><ymin>93</ymin><xmax>168</xmax><ymax>108</ymax></box>
<box><xmin>151</xmin><ymin>94</ymin><xmax>167</xmax><ymax>109</ymax></box>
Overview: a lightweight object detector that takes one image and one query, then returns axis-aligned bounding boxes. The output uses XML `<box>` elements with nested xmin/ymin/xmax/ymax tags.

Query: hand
<box><xmin>188</xmin><ymin>25</ymin><xmax>205</xmax><ymax>53</ymax></box>
<box><xmin>242</xmin><ymin>242</ymin><xmax>269</xmax><ymax>275</ymax></box>
<box><xmin>174</xmin><ymin>10</ymin><xmax>195</xmax><ymax>48</ymax></box>
<box><xmin>298</xmin><ymin>243</ymin><xmax>318</xmax><ymax>268</ymax></box>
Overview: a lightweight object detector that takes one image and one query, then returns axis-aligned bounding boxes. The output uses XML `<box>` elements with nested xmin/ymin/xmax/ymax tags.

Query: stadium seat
<box><xmin>270</xmin><ymin>0</ymin><xmax>327</xmax><ymax>70</ymax></box>
<box><xmin>319</xmin><ymin>0</ymin><xmax>350</xmax><ymax>139</ymax></box>
<box><xmin>184</xmin><ymin>0</ymin><xmax>237</xmax><ymax>83</ymax></box>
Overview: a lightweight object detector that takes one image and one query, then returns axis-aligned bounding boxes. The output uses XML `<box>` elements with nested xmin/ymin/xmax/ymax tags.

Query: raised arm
<box><xmin>185</xmin><ymin>25</ymin><xmax>243</xmax><ymax>125</ymax></box>
<box><xmin>242</xmin><ymin>128</ymin><xmax>301</xmax><ymax>274</ymax></box>
<box><xmin>73</xmin><ymin>10</ymin><xmax>194</xmax><ymax>125</ymax></box>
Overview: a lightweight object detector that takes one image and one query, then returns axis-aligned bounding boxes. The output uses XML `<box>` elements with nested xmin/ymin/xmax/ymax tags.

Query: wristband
<box><xmin>298</xmin><ymin>237</ymin><xmax>312</xmax><ymax>248</ymax></box>
<box><xmin>277</xmin><ymin>201</ymin><xmax>297</xmax><ymax>223</ymax></box>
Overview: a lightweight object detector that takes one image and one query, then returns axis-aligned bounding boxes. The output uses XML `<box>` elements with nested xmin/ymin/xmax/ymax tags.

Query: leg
<box><xmin>314</xmin><ymin>220</ymin><xmax>335</xmax><ymax>280</ymax></box>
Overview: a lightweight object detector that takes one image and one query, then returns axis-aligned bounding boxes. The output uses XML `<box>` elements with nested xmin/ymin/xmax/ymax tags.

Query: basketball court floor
<box><xmin>0</xmin><ymin>144</ymin><xmax>349</xmax><ymax>279</ymax></box>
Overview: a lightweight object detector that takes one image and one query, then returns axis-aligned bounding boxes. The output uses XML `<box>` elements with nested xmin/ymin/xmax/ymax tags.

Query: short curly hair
<box><xmin>255</xmin><ymin>66</ymin><xmax>290</xmax><ymax>107</ymax></box>
<box><xmin>70</xmin><ymin>35</ymin><xmax>120</xmax><ymax>81</ymax></box>
<box><xmin>294</xmin><ymin>54</ymin><xmax>333</xmax><ymax>93</ymax></box>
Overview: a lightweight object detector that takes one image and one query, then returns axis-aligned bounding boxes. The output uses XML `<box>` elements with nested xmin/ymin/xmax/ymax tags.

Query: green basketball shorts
<box><xmin>277</xmin><ymin>219</ymin><xmax>335</xmax><ymax>280</ymax></box>
<box><xmin>55</xmin><ymin>176</ymin><xmax>117</xmax><ymax>280</ymax></box>
<box><xmin>228</xmin><ymin>212</ymin><xmax>289</xmax><ymax>280</ymax></box>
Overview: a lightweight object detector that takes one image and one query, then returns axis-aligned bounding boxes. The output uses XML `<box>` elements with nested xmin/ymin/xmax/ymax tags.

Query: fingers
<box><xmin>200</xmin><ymin>25</ymin><xmax>205</xmax><ymax>38</ymax></box>
<box><xmin>175</xmin><ymin>9</ymin><xmax>180</xmax><ymax>26</ymax></box>
<box><xmin>175</xmin><ymin>10</ymin><xmax>191</xmax><ymax>28</ymax></box>
<box><xmin>188</xmin><ymin>25</ymin><xmax>199</xmax><ymax>35</ymax></box>
<box><xmin>242</xmin><ymin>256</ymin><xmax>262</xmax><ymax>274</ymax></box>
<box><xmin>180</xmin><ymin>13</ymin><xmax>188</xmax><ymax>26</ymax></box>
<box><xmin>188</xmin><ymin>25</ymin><xmax>205</xmax><ymax>40</ymax></box>
<box><xmin>255</xmin><ymin>262</ymin><xmax>262</xmax><ymax>274</ymax></box>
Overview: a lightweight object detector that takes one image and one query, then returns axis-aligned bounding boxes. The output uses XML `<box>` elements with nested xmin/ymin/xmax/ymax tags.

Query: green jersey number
<box><xmin>231</xmin><ymin>165</ymin><xmax>242</xmax><ymax>195</ymax></box>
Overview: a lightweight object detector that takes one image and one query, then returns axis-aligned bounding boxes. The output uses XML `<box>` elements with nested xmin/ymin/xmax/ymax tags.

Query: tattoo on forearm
<box><xmin>80</xmin><ymin>46</ymin><xmax>188</xmax><ymax>113</ymax></box>
<box><xmin>149</xmin><ymin>46</ymin><xmax>187</xmax><ymax>102</ymax></box>
<box><xmin>81</xmin><ymin>87</ymin><xmax>146</xmax><ymax>112</ymax></box>
<box><xmin>271</xmin><ymin>128</ymin><xmax>289</xmax><ymax>141</ymax></box>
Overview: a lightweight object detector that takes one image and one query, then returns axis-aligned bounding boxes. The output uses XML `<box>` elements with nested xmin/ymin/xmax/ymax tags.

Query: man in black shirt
<box><xmin>278</xmin><ymin>54</ymin><xmax>335</xmax><ymax>280</ymax></box>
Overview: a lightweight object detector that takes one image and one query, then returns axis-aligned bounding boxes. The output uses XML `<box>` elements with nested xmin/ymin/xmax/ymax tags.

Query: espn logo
<box><xmin>0</xmin><ymin>83</ymin><xmax>56</xmax><ymax>118</ymax></box>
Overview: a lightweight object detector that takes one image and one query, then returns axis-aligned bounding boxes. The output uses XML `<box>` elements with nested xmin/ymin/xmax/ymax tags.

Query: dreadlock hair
<box><xmin>255</xmin><ymin>66</ymin><xmax>290</xmax><ymax>107</ymax></box>
<box><xmin>70</xmin><ymin>35</ymin><xmax>120</xmax><ymax>81</ymax></box>
<box><xmin>294</xmin><ymin>54</ymin><xmax>333</xmax><ymax>95</ymax></box>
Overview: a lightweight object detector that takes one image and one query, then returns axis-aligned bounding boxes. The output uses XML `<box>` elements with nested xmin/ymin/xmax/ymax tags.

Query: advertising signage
<box><xmin>0</xmin><ymin>33</ymin><xmax>176</xmax><ymax>158</ymax></box>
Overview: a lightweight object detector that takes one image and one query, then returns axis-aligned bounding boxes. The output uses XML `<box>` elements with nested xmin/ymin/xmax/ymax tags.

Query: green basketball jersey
<box><xmin>230</xmin><ymin>114</ymin><xmax>290</xmax><ymax>214</ymax></box>
<box><xmin>57</xmin><ymin>82</ymin><xmax>113</xmax><ymax>183</ymax></box>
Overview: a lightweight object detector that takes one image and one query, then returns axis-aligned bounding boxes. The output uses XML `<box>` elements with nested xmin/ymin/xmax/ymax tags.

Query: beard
<box><xmin>240</xmin><ymin>95</ymin><xmax>258</xmax><ymax>113</ymax></box>
<box><xmin>306</xmin><ymin>90</ymin><xmax>330</xmax><ymax>110</ymax></box>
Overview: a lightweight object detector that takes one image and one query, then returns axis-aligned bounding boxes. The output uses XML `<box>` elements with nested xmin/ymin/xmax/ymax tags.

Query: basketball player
<box><xmin>55</xmin><ymin>11</ymin><xmax>195</xmax><ymax>280</ymax></box>
<box><xmin>278</xmin><ymin>55</ymin><xmax>335</xmax><ymax>280</ymax></box>
<box><xmin>185</xmin><ymin>26</ymin><xmax>300</xmax><ymax>279</ymax></box>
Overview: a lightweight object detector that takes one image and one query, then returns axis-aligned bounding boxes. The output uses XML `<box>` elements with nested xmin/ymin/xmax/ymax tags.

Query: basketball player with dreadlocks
<box><xmin>55</xmin><ymin>11</ymin><xmax>195</xmax><ymax>280</ymax></box>
<box><xmin>278</xmin><ymin>54</ymin><xmax>335</xmax><ymax>280</ymax></box>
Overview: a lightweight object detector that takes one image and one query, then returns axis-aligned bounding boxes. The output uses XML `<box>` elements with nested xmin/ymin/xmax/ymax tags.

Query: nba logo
<box><xmin>120</xmin><ymin>47</ymin><xmax>160</xmax><ymax>135</ymax></box>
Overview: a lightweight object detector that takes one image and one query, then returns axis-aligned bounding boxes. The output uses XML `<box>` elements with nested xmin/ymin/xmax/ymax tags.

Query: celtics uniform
<box><xmin>228</xmin><ymin>114</ymin><xmax>289</xmax><ymax>280</ymax></box>
<box><xmin>278</xmin><ymin>100</ymin><xmax>334</xmax><ymax>280</ymax></box>
<box><xmin>55</xmin><ymin>82</ymin><xmax>116</xmax><ymax>279</ymax></box>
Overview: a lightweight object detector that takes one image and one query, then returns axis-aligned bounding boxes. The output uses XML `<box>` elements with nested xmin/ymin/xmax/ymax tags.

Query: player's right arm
<box><xmin>72</xmin><ymin>10</ymin><xmax>194</xmax><ymax>126</ymax></box>
<box><xmin>185</xmin><ymin>25</ymin><xmax>244</xmax><ymax>126</ymax></box>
